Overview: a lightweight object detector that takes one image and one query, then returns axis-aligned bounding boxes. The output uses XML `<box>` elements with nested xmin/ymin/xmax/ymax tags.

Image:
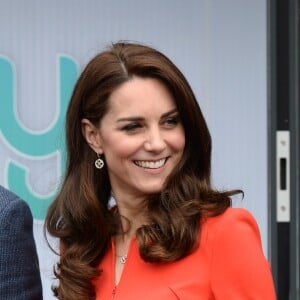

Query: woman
<box><xmin>45</xmin><ymin>42</ymin><xmax>276</xmax><ymax>299</ymax></box>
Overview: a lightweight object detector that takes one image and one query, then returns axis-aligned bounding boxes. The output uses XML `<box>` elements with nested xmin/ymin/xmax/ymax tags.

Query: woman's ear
<box><xmin>81</xmin><ymin>118</ymin><xmax>103</xmax><ymax>154</ymax></box>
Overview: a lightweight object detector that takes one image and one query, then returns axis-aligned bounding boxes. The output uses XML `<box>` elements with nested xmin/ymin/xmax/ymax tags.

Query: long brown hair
<box><xmin>45</xmin><ymin>42</ymin><xmax>238</xmax><ymax>299</ymax></box>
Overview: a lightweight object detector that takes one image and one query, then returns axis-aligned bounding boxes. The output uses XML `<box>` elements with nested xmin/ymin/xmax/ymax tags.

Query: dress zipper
<box><xmin>111</xmin><ymin>286</ymin><xmax>117</xmax><ymax>300</ymax></box>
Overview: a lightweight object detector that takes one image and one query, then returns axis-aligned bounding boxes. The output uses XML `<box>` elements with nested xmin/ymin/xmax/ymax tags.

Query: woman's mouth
<box><xmin>133</xmin><ymin>158</ymin><xmax>167</xmax><ymax>169</ymax></box>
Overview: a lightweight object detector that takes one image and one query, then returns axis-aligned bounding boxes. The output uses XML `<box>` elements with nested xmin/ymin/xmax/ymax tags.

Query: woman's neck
<box><xmin>112</xmin><ymin>192</ymin><xmax>149</xmax><ymax>236</ymax></box>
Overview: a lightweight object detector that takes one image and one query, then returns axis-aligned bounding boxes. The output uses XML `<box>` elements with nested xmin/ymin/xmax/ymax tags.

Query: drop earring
<box><xmin>95</xmin><ymin>153</ymin><xmax>104</xmax><ymax>169</ymax></box>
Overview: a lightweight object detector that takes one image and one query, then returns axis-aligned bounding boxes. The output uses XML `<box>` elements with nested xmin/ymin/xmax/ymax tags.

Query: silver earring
<box><xmin>95</xmin><ymin>154</ymin><xmax>104</xmax><ymax>169</ymax></box>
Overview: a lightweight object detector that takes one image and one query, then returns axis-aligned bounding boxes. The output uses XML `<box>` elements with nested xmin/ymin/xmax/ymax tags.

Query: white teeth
<box><xmin>134</xmin><ymin>158</ymin><xmax>166</xmax><ymax>169</ymax></box>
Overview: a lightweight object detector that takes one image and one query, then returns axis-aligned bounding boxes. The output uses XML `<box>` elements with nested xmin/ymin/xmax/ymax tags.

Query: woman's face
<box><xmin>94</xmin><ymin>77</ymin><xmax>185</xmax><ymax>199</ymax></box>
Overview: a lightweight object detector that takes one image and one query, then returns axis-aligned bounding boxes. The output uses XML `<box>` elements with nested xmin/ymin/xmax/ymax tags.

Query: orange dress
<box><xmin>94</xmin><ymin>208</ymin><xmax>276</xmax><ymax>299</ymax></box>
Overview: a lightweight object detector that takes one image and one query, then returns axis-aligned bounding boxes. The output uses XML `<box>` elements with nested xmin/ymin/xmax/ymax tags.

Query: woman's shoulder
<box><xmin>201</xmin><ymin>207</ymin><xmax>262</xmax><ymax>245</ymax></box>
<box><xmin>205</xmin><ymin>207</ymin><xmax>258</xmax><ymax>227</ymax></box>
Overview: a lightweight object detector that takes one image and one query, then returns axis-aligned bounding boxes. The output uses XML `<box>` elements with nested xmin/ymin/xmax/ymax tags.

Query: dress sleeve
<box><xmin>210</xmin><ymin>208</ymin><xmax>276</xmax><ymax>299</ymax></box>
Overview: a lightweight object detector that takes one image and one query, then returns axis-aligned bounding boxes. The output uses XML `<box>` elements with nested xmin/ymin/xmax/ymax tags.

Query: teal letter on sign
<box><xmin>0</xmin><ymin>55</ymin><xmax>78</xmax><ymax>220</ymax></box>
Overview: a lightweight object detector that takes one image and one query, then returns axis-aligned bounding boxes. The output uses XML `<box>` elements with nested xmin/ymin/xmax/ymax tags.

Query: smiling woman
<box><xmin>45</xmin><ymin>42</ymin><xmax>276</xmax><ymax>300</ymax></box>
<box><xmin>81</xmin><ymin>77</ymin><xmax>185</xmax><ymax>199</ymax></box>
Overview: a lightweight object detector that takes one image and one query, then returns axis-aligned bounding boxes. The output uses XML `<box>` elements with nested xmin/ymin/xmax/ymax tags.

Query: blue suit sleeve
<box><xmin>0</xmin><ymin>189</ymin><xmax>43</xmax><ymax>299</ymax></box>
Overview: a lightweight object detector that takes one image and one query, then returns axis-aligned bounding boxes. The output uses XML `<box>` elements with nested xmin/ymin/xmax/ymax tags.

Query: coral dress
<box><xmin>94</xmin><ymin>208</ymin><xmax>276</xmax><ymax>299</ymax></box>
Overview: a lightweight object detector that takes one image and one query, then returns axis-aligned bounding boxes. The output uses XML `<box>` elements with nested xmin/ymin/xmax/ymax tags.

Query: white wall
<box><xmin>0</xmin><ymin>1</ymin><xmax>267</xmax><ymax>299</ymax></box>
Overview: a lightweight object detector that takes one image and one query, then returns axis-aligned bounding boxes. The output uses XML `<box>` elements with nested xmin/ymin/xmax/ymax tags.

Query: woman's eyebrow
<box><xmin>116</xmin><ymin>116</ymin><xmax>144</xmax><ymax>123</ymax></box>
<box><xmin>161</xmin><ymin>108</ymin><xmax>178</xmax><ymax>118</ymax></box>
<box><xmin>116</xmin><ymin>108</ymin><xmax>178</xmax><ymax>123</ymax></box>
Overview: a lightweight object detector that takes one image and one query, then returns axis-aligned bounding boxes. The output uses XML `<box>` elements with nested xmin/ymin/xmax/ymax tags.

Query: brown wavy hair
<box><xmin>45</xmin><ymin>42</ymin><xmax>239</xmax><ymax>299</ymax></box>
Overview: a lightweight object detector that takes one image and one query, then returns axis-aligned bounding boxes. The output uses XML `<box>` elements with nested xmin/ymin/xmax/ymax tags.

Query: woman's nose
<box><xmin>143</xmin><ymin>127</ymin><xmax>166</xmax><ymax>152</ymax></box>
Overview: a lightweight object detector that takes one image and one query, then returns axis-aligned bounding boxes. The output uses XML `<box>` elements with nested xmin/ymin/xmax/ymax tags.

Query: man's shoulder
<box><xmin>0</xmin><ymin>185</ymin><xmax>18</xmax><ymax>208</ymax></box>
<box><xmin>0</xmin><ymin>185</ymin><xmax>31</xmax><ymax>222</ymax></box>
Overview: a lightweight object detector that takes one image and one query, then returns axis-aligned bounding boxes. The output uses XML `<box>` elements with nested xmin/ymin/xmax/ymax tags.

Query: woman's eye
<box><xmin>121</xmin><ymin>123</ymin><xmax>142</xmax><ymax>132</ymax></box>
<box><xmin>164</xmin><ymin>116</ymin><xmax>180</xmax><ymax>126</ymax></box>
